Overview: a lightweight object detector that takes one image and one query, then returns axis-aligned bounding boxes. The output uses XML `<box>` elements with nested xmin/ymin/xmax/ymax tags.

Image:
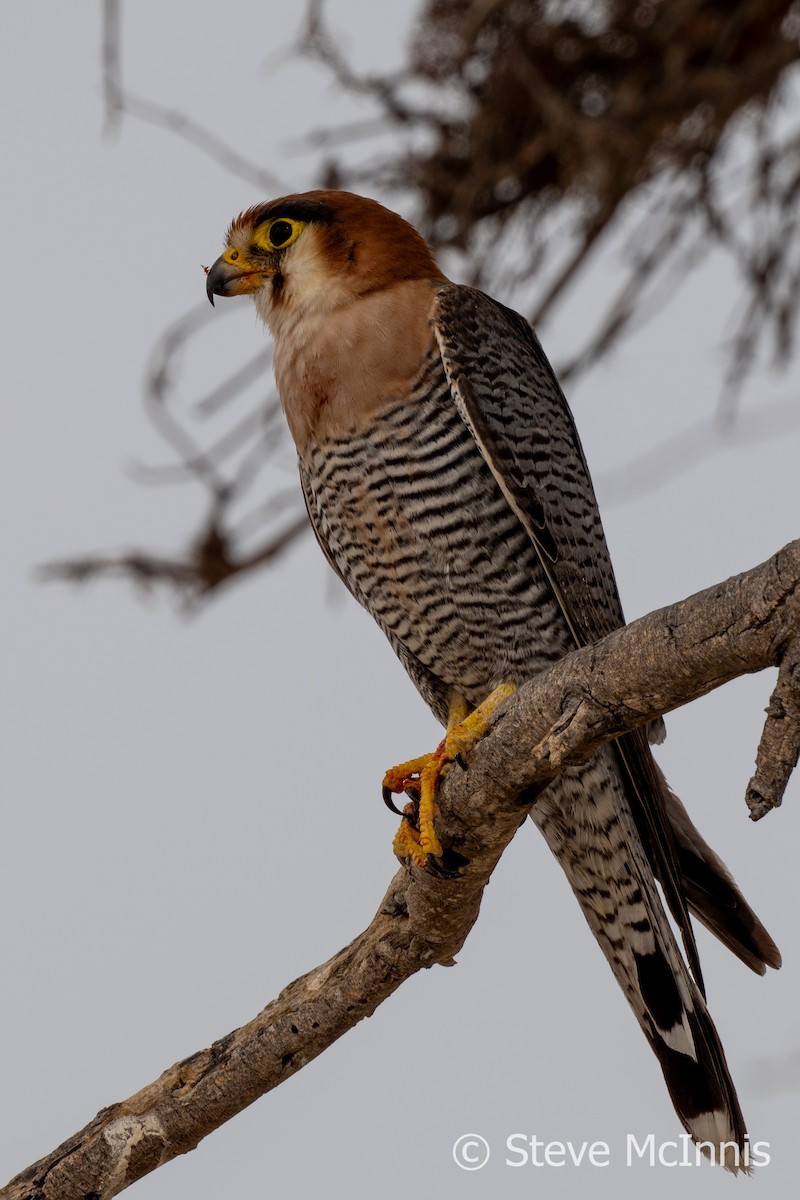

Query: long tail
<box><xmin>531</xmin><ymin>746</ymin><xmax>753</xmax><ymax>1172</ymax></box>
<box><xmin>657</xmin><ymin>771</ymin><xmax>781</xmax><ymax>975</ymax></box>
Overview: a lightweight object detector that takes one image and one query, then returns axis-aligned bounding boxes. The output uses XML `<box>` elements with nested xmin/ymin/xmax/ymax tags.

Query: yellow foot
<box><xmin>391</xmin><ymin>806</ymin><xmax>430</xmax><ymax>869</ymax></box>
<box><xmin>383</xmin><ymin>683</ymin><xmax>517</xmax><ymax>868</ymax></box>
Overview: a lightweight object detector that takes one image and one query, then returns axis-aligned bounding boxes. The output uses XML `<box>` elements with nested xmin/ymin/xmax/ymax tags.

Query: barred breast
<box><xmin>298</xmin><ymin>332</ymin><xmax>751</xmax><ymax>1159</ymax></box>
<box><xmin>298</xmin><ymin>350</ymin><xmax>573</xmax><ymax>723</ymax></box>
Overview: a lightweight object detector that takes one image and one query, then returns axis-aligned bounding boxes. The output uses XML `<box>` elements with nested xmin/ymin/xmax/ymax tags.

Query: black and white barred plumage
<box><xmin>207</xmin><ymin>190</ymin><xmax>779</xmax><ymax>1170</ymax></box>
<box><xmin>299</xmin><ymin>283</ymin><xmax>779</xmax><ymax>1167</ymax></box>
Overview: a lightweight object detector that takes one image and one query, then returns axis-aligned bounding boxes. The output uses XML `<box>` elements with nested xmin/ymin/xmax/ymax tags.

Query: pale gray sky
<box><xmin>2</xmin><ymin>4</ymin><xmax>798</xmax><ymax>1198</ymax></box>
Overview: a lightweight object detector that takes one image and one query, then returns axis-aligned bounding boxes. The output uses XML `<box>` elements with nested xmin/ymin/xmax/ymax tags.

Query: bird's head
<box><xmin>205</xmin><ymin>190</ymin><xmax>442</xmax><ymax>327</ymax></box>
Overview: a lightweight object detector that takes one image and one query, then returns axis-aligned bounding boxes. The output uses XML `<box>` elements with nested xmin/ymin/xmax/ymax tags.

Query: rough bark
<box><xmin>4</xmin><ymin>540</ymin><xmax>799</xmax><ymax>1200</ymax></box>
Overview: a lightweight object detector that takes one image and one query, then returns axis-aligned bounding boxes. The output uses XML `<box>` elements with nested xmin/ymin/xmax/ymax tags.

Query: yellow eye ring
<box><xmin>253</xmin><ymin>217</ymin><xmax>304</xmax><ymax>252</ymax></box>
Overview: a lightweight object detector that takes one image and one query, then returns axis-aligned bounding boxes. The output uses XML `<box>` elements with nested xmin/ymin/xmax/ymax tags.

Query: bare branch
<box><xmin>301</xmin><ymin>0</ymin><xmax>422</xmax><ymax>123</ymax></box>
<box><xmin>115</xmin><ymin>91</ymin><xmax>286</xmax><ymax>194</ymax></box>
<box><xmin>596</xmin><ymin>392</ymin><xmax>800</xmax><ymax>506</ymax></box>
<box><xmin>6</xmin><ymin>539</ymin><xmax>800</xmax><ymax>1199</ymax></box>
<box><xmin>40</xmin><ymin>293</ymin><xmax>304</xmax><ymax>600</ymax></box>
<box><xmin>747</xmin><ymin>641</ymin><xmax>800</xmax><ymax>819</ymax></box>
<box><xmin>97</xmin><ymin>0</ymin><xmax>285</xmax><ymax>198</ymax></box>
<box><xmin>100</xmin><ymin>0</ymin><xmax>122</xmax><ymax>139</ymax></box>
<box><xmin>300</xmin><ymin>0</ymin><xmax>800</xmax><ymax>389</ymax></box>
<box><xmin>79</xmin><ymin>2</ymin><xmax>800</xmax><ymax>604</ymax></box>
<box><xmin>100</xmin><ymin>0</ymin><xmax>281</xmax><ymax>198</ymax></box>
<box><xmin>39</xmin><ymin>512</ymin><xmax>309</xmax><ymax>605</ymax></box>
<box><xmin>129</xmin><ymin>407</ymin><xmax>272</xmax><ymax>488</ymax></box>
<box><xmin>196</xmin><ymin>349</ymin><xmax>273</xmax><ymax>418</ymax></box>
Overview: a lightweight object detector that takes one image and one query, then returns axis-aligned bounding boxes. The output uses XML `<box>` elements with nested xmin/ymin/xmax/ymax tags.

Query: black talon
<box><xmin>382</xmin><ymin>785</ymin><xmax>405</xmax><ymax>816</ymax></box>
<box><xmin>425</xmin><ymin>847</ymin><xmax>469</xmax><ymax>879</ymax></box>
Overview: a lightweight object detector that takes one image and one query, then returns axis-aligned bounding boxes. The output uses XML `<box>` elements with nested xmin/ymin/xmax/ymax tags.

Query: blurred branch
<box><xmin>302</xmin><ymin>0</ymin><xmax>423</xmax><ymax>123</ymax></box>
<box><xmin>596</xmin><ymin>391</ymin><xmax>800</xmax><ymax>505</ymax></box>
<box><xmin>113</xmin><ymin>90</ymin><xmax>286</xmax><ymax>194</ymax></box>
<box><xmin>76</xmin><ymin>0</ymin><xmax>800</xmax><ymax>602</ymax></box>
<box><xmin>101</xmin><ymin>0</ymin><xmax>122</xmax><ymax>138</ymax></box>
<box><xmin>39</xmin><ymin>512</ymin><xmax>309</xmax><ymax>605</ymax></box>
<box><xmin>41</xmin><ymin>293</ymin><xmax>306</xmax><ymax>600</ymax></box>
<box><xmin>299</xmin><ymin>0</ymin><xmax>800</xmax><ymax>399</ymax></box>
<box><xmin>6</xmin><ymin>539</ymin><xmax>800</xmax><ymax>1197</ymax></box>
<box><xmin>77</xmin><ymin>0</ymin><xmax>307</xmax><ymax>598</ymax></box>
<box><xmin>99</xmin><ymin>0</ymin><xmax>285</xmax><ymax>191</ymax></box>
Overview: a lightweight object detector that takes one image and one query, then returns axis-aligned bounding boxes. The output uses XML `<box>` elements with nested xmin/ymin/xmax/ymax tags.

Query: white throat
<box><xmin>252</xmin><ymin>226</ymin><xmax>355</xmax><ymax>341</ymax></box>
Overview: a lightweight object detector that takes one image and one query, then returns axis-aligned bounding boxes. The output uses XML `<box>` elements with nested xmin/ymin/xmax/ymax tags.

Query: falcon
<box><xmin>205</xmin><ymin>190</ymin><xmax>779</xmax><ymax>1169</ymax></box>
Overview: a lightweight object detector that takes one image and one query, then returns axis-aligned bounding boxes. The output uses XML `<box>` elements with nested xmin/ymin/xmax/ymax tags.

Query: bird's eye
<box><xmin>269</xmin><ymin>220</ymin><xmax>294</xmax><ymax>247</ymax></box>
<box><xmin>252</xmin><ymin>216</ymin><xmax>304</xmax><ymax>253</ymax></box>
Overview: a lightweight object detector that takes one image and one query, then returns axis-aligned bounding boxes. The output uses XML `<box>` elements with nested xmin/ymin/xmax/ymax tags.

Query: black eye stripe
<box><xmin>255</xmin><ymin>200</ymin><xmax>334</xmax><ymax>225</ymax></box>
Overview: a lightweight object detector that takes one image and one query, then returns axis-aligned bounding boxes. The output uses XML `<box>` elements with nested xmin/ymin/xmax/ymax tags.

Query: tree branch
<box><xmin>5</xmin><ymin>540</ymin><xmax>799</xmax><ymax>1199</ymax></box>
<box><xmin>38</xmin><ymin>511</ymin><xmax>310</xmax><ymax>606</ymax></box>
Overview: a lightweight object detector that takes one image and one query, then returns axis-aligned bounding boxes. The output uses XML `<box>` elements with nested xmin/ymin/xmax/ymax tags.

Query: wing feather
<box><xmin>433</xmin><ymin>283</ymin><xmax>706</xmax><ymax>990</ymax></box>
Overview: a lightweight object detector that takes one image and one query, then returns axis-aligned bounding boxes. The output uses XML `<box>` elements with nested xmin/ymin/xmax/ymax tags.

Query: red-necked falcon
<box><xmin>205</xmin><ymin>190</ymin><xmax>780</xmax><ymax>1170</ymax></box>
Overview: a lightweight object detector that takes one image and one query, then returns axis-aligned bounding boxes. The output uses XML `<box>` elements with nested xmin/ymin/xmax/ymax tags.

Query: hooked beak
<box><xmin>205</xmin><ymin>255</ymin><xmax>267</xmax><ymax>306</ymax></box>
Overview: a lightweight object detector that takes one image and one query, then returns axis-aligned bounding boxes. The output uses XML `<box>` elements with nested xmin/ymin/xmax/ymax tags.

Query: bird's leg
<box><xmin>385</xmin><ymin>684</ymin><xmax>516</xmax><ymax>867</ymax></box>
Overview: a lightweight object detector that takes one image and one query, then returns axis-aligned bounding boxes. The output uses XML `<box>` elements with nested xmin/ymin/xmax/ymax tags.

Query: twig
<box><xmin>39</xmin><ymin>512</ymin><xmax>309</xmax><ymax>604</ymax></box>
<box><xmin>595</xmin><ymin>393</ymin><xmax>800</xmax><ymax>506</ymax></box>
<box><xmin>101</xmin><ymin>0</ymin><xmax>122</xmax><ymax>139</ymax></box>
